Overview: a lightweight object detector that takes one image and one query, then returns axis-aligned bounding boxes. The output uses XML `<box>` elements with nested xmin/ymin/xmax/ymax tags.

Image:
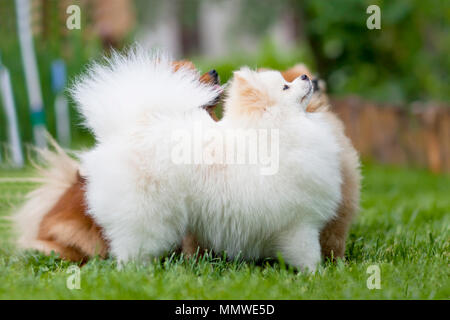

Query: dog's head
<box><xmin>172</xmin><ymin>61</ymin><xmax>222</xmax><ymax>121</ymax></box>
<box><xmin>223</xmin><ymin>67</ymin><xmax>313</xmax><ymax>124</ymax></box>
<box><xmin>280</xmin><ymin>64</ymin><xmax>329</xmax><ymax>112</ymax></box>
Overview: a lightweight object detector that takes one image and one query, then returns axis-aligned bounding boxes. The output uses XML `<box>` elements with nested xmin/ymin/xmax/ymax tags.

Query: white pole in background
<box><xmin>0</xmin><ymin>58</ymin><xmax>24</xmax><ymax>168</ymax></box>
<box><xmin>51</xmin><ymin>60</ymin><xmax>71</xmax><ymax>147</ymax></box>
<box><xmin>15</xmin><ymin>0</ymin><xmax>47</xmax><ymax>148</ymax></box>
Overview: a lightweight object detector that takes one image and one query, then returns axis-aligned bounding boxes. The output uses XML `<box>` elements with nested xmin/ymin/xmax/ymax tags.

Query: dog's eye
<box><xmin>283</xmin><ymin>84</ymin><xmax>289</xmax><ymax>90</ymax></box>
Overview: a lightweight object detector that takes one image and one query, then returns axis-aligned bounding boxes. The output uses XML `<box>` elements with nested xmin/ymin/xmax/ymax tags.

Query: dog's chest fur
<box><xmin>185</xmin><ymin>113</ymin><xmax>343</xmax><ymax>259</ymax></box>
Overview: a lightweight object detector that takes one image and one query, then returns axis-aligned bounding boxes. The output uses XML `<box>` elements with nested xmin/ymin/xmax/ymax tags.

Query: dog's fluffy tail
<box><xmin>70</xmin><ymin>47</ymin><xmax>221</xmax><ymax>142</ymax></box>
<box><xmin>11</xmin><ymin>135</ymin><xmax>80</xmax><ymax>249</ymax></box>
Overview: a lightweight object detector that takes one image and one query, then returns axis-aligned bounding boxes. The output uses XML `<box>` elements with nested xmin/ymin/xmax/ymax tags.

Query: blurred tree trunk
<box><xmin>289</xmin><ymin>0</ymin><xmax>331</xmax><ymax>78</ymax></box>
<box><xmin>93</xmin><ymin>0</ymin><xmax>135</xmax><ymax>50</ymax></box>
<box><xmin>176</xmin><ymin>0</ymin><xmax>200</xmax><ymax>56</ymax></box>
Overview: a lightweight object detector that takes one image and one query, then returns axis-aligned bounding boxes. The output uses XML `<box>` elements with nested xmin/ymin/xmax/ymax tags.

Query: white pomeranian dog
<box><xmin>74</xmin><ymin>48</ymin><xmax>342</xmax><ymax>271</ymax></box>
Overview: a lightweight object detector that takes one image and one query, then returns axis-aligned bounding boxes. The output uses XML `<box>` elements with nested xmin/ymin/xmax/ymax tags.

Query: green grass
<box><xmin>0</xmin><ymin>163</ymin><xmax>449</xmax><ymax>299</ymax></box>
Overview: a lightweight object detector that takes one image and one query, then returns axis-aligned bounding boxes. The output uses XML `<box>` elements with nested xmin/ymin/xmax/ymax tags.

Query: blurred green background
<box><xmin>0</xmin><ymin>0</ymin><xmax>449</xmax><ymax>147</ymax></box>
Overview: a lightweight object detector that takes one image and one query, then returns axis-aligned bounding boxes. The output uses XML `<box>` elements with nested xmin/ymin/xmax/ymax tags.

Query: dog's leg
<box><xmin>106</xmin><ymin>214</ymin><xmax>186</xmax><ymax>266</ymax></box>
<box><xmin>277</xmin><ymin>224</ymin><xmax>321</xmax><ymax>272</ymax></box>
<box><xmin>109</xmin><ymin>234</ymin><xmax>148</xmax><ymax>265</ymax></box>
<box><xmin>181</xmin><ymin>233</ymin><xmax>201</xmax><ymax>257</ymax></box>
<box><xmin>319</xmin><ymin>210</ymin><xmax>350</xmax><ymax>260</ymax></box>
<box><xmin>111</xmin><ymin>235</ymin><xmax>182</xmax><ymax>267</ymax></box>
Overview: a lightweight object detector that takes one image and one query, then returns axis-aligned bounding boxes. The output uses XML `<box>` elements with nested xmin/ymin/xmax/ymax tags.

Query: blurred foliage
<box><xmin>0</xmin><ymin>0</ymin><xmax>101</xmax><ymax>146</ymax></box>
<box><xmin>233</xmin><ymin>0</ymin><xmax>450</xmax><ymax>103</ymax></box>
<box><xmin>0</xmin><ymin>0</ymin><xmax>449</xmax><ymax>147</ymax></box>
<box><xmin>237</xmin><ymin>0</ymin><xmax>286</xmax><ymax>35</ymax></box>
<box><xmin>297</xmin><ymin>0</ymin><xmax>450</xmax><ymax>103</ymax></box>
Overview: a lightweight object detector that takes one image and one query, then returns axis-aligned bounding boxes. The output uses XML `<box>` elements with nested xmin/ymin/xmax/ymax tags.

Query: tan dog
<box><xmin>281</xmin><ymin>64</ymin><xmax>361</xmax><ymax>259</ymax></box>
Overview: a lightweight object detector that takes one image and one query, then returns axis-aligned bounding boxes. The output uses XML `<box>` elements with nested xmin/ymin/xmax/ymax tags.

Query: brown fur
<box><xmin>280</xmin><ymin>64</ymin><xmax>314</xmax><ymax>82</ymax></box>
<box><xmin>181</xmin><ymin>233</ymin><xmax>202</xmax><ymax>256</ymax></box>
<box><xmin>281</xmin><ymin>64</ymin><xmax>361</xmax><ymax>260</ymax></box>
<box><xmin>318</xmin><ymin>112</ymin><xmax>360</xmax><ymax>259</ymax></box>
<box><xmin>37</xmin><ymin>173</ymin><xmax>108</xmax><ymax>261</ymax></box>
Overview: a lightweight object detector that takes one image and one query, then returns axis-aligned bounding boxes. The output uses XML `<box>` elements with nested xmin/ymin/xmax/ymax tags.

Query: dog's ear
<box><xmin>233</xmin><ymin>67</ymin><xmax>255</xmax><ymax>86</ymax></box>
<box><xmin>227</xmin><ymin>68</ymin><xmax>272</xmax><ymax>116</ymax></box>
<box><xmin>281</xmin><ymin>64</ymin><xmax>313</xmax><ymax>82</ymax></box>
<box><xmin>282</xmin><ymin>63</ymin><xmax>326</xmax><ymax>93</ymax></box>
<box><xmin>200</xmin><ymin>69</ymin><xmax>220</xmax><ymax>85</ymax></box>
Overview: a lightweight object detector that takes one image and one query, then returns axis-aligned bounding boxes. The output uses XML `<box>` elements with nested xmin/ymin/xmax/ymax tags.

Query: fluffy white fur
<box><xmin>76</xmin><ymin>49</ymin><xmax>342</xmax><ymax>271</ymax></box>
<box><xmin>71</xmin><ymin>49</ymin><xmax>220</xmax><ymax>142</ymax></box>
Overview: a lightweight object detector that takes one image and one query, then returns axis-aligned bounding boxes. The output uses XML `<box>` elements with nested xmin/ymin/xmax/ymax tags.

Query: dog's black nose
<box><xmin>208</xmin><ymin>69</ymin><xmax>219</xmax><ymax>84</ymax></box>
<box><xmin>300</xmin><ymin>74</ymin><xmax>309</xmax><ymax>81</ymax></box>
